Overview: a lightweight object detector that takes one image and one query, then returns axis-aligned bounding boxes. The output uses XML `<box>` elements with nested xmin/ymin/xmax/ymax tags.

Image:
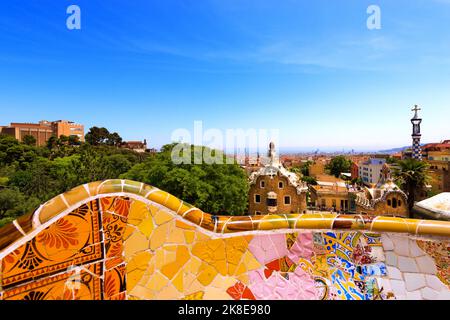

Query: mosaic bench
<box><xmin>0</xmin><ymin>179</ymin><xmax>449</xmax><ymax>300</ymax></box>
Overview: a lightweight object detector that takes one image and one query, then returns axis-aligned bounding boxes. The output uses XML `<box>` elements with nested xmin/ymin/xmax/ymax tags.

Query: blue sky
<box><xmin>0</xmin><ymin>0</ymin><xmax>449</xmax><ymax>151</ymax></box>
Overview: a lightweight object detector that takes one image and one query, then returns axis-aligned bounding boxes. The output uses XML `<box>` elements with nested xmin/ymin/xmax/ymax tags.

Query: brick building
<box><xmin>247</xmin><ymin>142</ymin><xmax>308</xmax><ymax>215</ymax></box>
<box><xmin>0</xmin><ymin>120</ymin><xmax>84</xmax><ymax>146</ymax></box>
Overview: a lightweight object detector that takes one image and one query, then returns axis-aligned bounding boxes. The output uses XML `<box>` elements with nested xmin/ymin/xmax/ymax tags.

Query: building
<box><xmin>120</xmin><ymin>140</ymin><xmax>148</xmax><ymax>153</ymax></box>
<box><xmin>0</xmin><ymin>120</ymin><xmax>84</xmax><ymax>146</ymax></box>
<box><xmin>426</xmin><ymin>149</ymin><xmax>450</xmax><ymax>193</ymax></box>
<box><xmin>355</xmin><ymin>165</ymin><xmax>409</xmax><ymax>217</ymax></box>
<box><xmin>309</xmin><ymin>183</ymin><xmax>357</xmax><ymax>212</ymax></box>
<box><xmin>358</xmin><ymin>158</ymin><xmax>386</xmax><ymax>185</ymax></box>
<box><xmin>351</xmin><ymin>162</ymin><xmax>359</xmax><ymax>180</ymax></box>
<box><xmin>410</xmin><ymin>105</ymin><xmax>423</xmax><ymax>160</ymax></box>
<box><xmin>247</xmin><ymin>142</ymin><xmax>308</xmax><ymax>215</ymax></box>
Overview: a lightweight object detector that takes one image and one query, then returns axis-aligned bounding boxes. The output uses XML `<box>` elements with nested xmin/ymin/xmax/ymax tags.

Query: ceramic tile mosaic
<box><xmin>0</xmin><ymin>180</ymin><xmax>449</xmax><ymax>300</ymax></box>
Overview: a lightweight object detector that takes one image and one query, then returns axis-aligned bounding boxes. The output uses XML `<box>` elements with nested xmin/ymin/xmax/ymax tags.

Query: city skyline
<box><xmin>1</xmin><ymin>1</ymin><xmax>450</xmax><ymax>150</ymax></box>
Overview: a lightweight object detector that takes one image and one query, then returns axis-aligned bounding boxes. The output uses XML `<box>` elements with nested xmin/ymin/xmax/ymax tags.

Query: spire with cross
<box><xmin>410</xmin><ymin>105</ymin><xmax>423</xmax><ymax>160</ymax></box>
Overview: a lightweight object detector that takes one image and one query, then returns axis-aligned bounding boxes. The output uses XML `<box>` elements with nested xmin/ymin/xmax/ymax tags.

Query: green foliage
<box><xmin>0</xmin><ymin>135</ymin><xmax>249</xmax><ymax>221</ymax></box>
<box><xmin>122</xmin><ymin>144</ymin><xmax>249</xmax><ymax>215</ymax></box>
<box><xmin>23</xmin><ymin>135</ymin><xmax>37</xmax><ymax>146</ymax></box>
<box><xmin>301</xmin><ymin>175</ymin><xmax>318</xmax><ymax>185</ymax></box>
<box><xmin>0</xmin><ymin>132</ymin><xmax>147</xmax><ymax>221</ymax></box>
<box><xmin>326</xmin><ymin>156</ymin><xmax>351</xmax><ymax>178</ymax></box>
<box><xmin>85</xmin><ymin>127</ymin><xmax>122</xmax><ymax>146</ymax></box>
<box><xmin>392</xmin><ymin>158</ymin><xmax>430</xmax><ymax>213</ymax></box>
<box><xmin>0</xmin><ymin>188</ymin><xmax>40</xmax><ymax>220</ymax></box>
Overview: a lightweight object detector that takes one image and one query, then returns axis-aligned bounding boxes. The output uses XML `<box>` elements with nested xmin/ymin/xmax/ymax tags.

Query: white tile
<box><xmin>385</xmin><ymin>251</ymin><xmax>398</xmax><ymax>266</ymax></box>
<box><xmin>409</xmin><ymin>240</ymin><xmax>424</xmax><ymax>257</ymax></box>
<box><xmin>406</xmin><ymin>290</ymin><xmax>422</xmax><ymax>300</ymax></box>
<box><xmin>386</xmin><ymin>266</ymin><xmax>403</xmax><ymax>280</ymax></box>
<box><xmin>416</xmin><ymin>255</ymin><xmax>437</xmax><ymax>274</ymax></box>
<box><xmin>425</xmin><ymin>275</ymin><xmax>447</xmax><ymax>291</ymax></box>
<box><xmin>393</xmin><ymin>236</ymin><xmax>410</xmax><ymax>256</ymax></box>
<box><xmin>404</xmin><ymin>273</ymin><xmax>426</xmax><ymax>291</ymax></box>
<box><xmin>381</xmin><ymin>234</ymin><xmax>394</xmax><ymax>251</ymax></box>
<box><xmin>398</xmin><ymin>256</ymin><xmax>419</xmax><ymax>273</ymax></box>
<box><xmin>421</xmin><ymin>287</ymin><xmax>439</xmax><ymax>300</ymax></box>
<box><xmin>390</xmin><ymin>279</ymin><xmax>407</xmax><ymax>296</ymax></box>
<box><xmin>435</xmin><ymin>290</ymin><xmax>450</xmax><ymax>300</ymax></box>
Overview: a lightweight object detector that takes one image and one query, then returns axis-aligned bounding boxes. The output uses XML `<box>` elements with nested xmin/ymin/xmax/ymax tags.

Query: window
<box><xmin>387</xmin><ymin>199</ymin><xmax>391</xmax><ymax>206</ymax></box>
<box><xmin>392</xmin><ymin>198</ymin><xmax>397</xmax><ymax>208</ymax></box>
<box><xmin>254</xmin><ymin>194</ymin><xmax>261</xmax><ymax>203</ymax></box>
<box><xmin>260</xmin><ymin>180</ymin><xmax>265</xmax><ymax>188</ymax></box>
<box><xmin>255</xmin><ymin>211</ymin><xmax>261</xmax><ymax>215</ymax></box>
<box><xmin>278</xmin><ymin>181</ymin><xmax>284</xmax><ymax>189</ymax></box>
<box><xmin>267</xmin><ymin>198</ymin><xmax>277</xmax><ymax>207</ymax></box>
<box><xmin>284</xmin><ymin>196</ymin><xmax>291</xmax><ymax>205</ymax></box>
<box><xmin>398</xmin><ymin>200</ymin><xmax>402</xmax><ymax>207</ymax></box>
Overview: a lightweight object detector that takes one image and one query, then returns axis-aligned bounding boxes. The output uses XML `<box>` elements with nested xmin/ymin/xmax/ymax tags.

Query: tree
<box><xmin>392</xmin><ymin>158</ymin><xmax>430</xmax><ymax>214</ymax></box>
<box><xmin>85</xmin><ymin>127</ymin><xmax>111</xmax><ymax>145</ymax></box>
<box><xmin>23</xmin><ymin>135</ymin><xmax>37</xmax><ymax>146</ymax></box>
<box><xmin>301</xmin><ymin>175</ymin><xmax>318</xmax><ymax>185</ymax></box>
<box><xmin>68</xmin><ymin>135</ymin><xmax>81</xmax><ymax>146</ymax></box>
<box><xmin>326</xmin><ymin>156</ymin><xmax>351</xmax><ymax>178</ymax></box>
<box><xmin>122</xmin><ymin>144</ymin><xmax>249</xmax><ymax>215</ymax></box>
<box><xmin>47</xmin><ymin>135</ymin><xmax>59</xmax><ymax>150</ymax></box>
<box><xmin>106</xmin><ymin>132</ymin><xmax>123</xmax><ymax>147</ymax></box>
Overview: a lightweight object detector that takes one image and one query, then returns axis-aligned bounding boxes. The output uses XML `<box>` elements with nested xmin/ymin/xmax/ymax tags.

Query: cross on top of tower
<box><xmin>412</xmin><ymin>104</ymin><xmax>421</xmax><ymax>113</ymax></box>
<box><xmin>411</xmin><ymin>104</ymin><xmax>422</xmax><ymax>120</ymax></box>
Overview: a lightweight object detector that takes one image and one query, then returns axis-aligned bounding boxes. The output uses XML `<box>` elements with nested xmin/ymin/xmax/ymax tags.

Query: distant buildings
<box><xmin>247</xmin><ymin>142</ymin><xmax>308</xmax><ymax>215</ymax></box>
<box><xmin>120</xmin><ymin>140</ymin><xmax>148</xmax><ymax>153</ymax></box>
<box><xmin>0</xmin><ymin>120</ymin><xmax>84</xmax><ymax>146</ymax></box>
<box><xmin>424</xmin><ymin>141</ymin><xmax>450</xmax><ymax>193</ymax></box>
<box><xmin>358</xmin><ymin>158</ymin><xmax>386</xmax><ymax>185</ymax></box>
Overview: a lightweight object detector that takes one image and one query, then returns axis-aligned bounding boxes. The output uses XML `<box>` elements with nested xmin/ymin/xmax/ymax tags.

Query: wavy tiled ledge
<box><xmin>1</xmin><ymin>179</ymin><xmax>450</xmax><ymax>253</ymax></box>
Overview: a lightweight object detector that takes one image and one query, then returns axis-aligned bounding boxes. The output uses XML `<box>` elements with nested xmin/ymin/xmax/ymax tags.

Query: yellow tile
<box><xmin>158</xmin><ymin>283</ymin><xmax>182</xmax><ymax>300</ymax></box>
<box><xmin>209</xmin><ymin>275</ymin><xmax>236</xmax><ymax>289</ymax></box>
<box><xmin>123</xmin><ymin>180</ymin><xmax>142</xmax><ymax>195</ymax></box>
<box><xmin>154</xmin><ymin>209</ymin><xmax>174</xmax><ymax>225</ymax></box>
<box><xmin>176</xmin><ymin>220</ymin><xmax>196</xmax><ymax>230</ymax></box>
<box><xmin>123</xmin><ymin>225</ymin><xmax>137</xmax><ymax>241</ymax></box>
<box><xmin>124</xmin><ymin>231</ymin><xmax>149</xmax><ymax>260</ymax></box>
<box><xmin>161</xmin><ymin>246</ymin><xmax>190</xmax><ymax>279</ymax></box>
<box><xmin>146</xmin><ymin>190</ymin><xmax>169</xmax><ymax>206</ymax></box>
<box><xmin>138</xmin><ymin>217</ymin><xmax>155</xmax><ymax>238</ymax></box>
<box><xmin>204</xmin><ymin>288</ymin><xmax>233</xmax><ymax>300</ymax></box>
<box><xmin>149</xmin><ymin>222</ymin><xmax>170</xmax><ymax>250</ymax></box>
<box><xmin>241</xmin><ymin>251</ymin><xmax>261</xmax><ymax>271</ymax></box>
<box><xmin>167</xmin><ymin>225</ymin><xmax>185</xmax><ymax>244</ymax></box>
<box><xmin>182</xmin><ymin>291</ymin><xmax>204</xmax><ymax>300</ymax></box>
<box><xmin>184</xmin><ymin>257</ymin><xmax>202</xmax><ymax>274</ymax></box>
<box><xmin>146</xmin><ymin>272</ymin><xmax>169</xmax><ymax>292</ymax></box>
<box><xmin>132</xmin><ymin>251</ymin><xmax>153</xmax><ymax>270</ymax></box>
<box><xmin>236</xmin><ymin>273</ymin><xmax>249</xmax><ymax>285</ymax></box>
<box><xmin>234</xmin><ymin>261</ymin><xmax>248</xmax><ymax>276</ymax></box>
<box><xmin>129</xmin><ymin>285</ymin><xmax>154</xmax><ymax>300</ymax></box>
<box><xmin>97</xmin><ymin>179</ymin><xmax>123</xmax><ymax>194</ymax></box>
<box><xmin>38</xmin><ymin>195</ymin><xmax>69</xmax><ymax>224</ymax></box>
<box><xmin>127</xmin><ymin>269</ymin><xmax>146</xmax><ymax>292</ymax></box>
<box><xmin>128</xmin><ymin>201</ymin><xmax>149</xmax><ymax>225</ymax></box>
<box><xmin>197</xmin><ymin>262</ymin><xmax>218</xmax><ymax>286</ymax></box>
<box><xmin>154</xmin><ymin>249</ymin><xmax>166</xmax><ymax>270</ymax></box>
<box><xmin>172</xmin><ymin>270</ymin><xmax>184</xmax><ymax>292</ymax></box>
<box><xmin>195</xmin><ymin>232</ymin><xmax>210</xmax><ymax>242</ymax></box>
<box><xmin>184</xmin><ymin>231</ymin><xmax>195</xmax><ymax>244</ymax></box>
<box><xmin>62</xmin><ymin>185</ymin><xmax>89</xmax><ymax>207</ymax></box>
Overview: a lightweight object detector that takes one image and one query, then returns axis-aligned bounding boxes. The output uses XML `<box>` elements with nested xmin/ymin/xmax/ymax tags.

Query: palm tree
<box><xmin>392</xmin><ymin>158</ymin><xmax>430</xmax><ymax>214</ymax></box>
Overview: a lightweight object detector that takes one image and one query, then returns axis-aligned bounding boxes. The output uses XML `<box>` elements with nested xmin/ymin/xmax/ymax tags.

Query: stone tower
<box><xmin>411</xmin><ymin>105</ymin><xmax>423</xmax><ymax>160</ymax></box>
